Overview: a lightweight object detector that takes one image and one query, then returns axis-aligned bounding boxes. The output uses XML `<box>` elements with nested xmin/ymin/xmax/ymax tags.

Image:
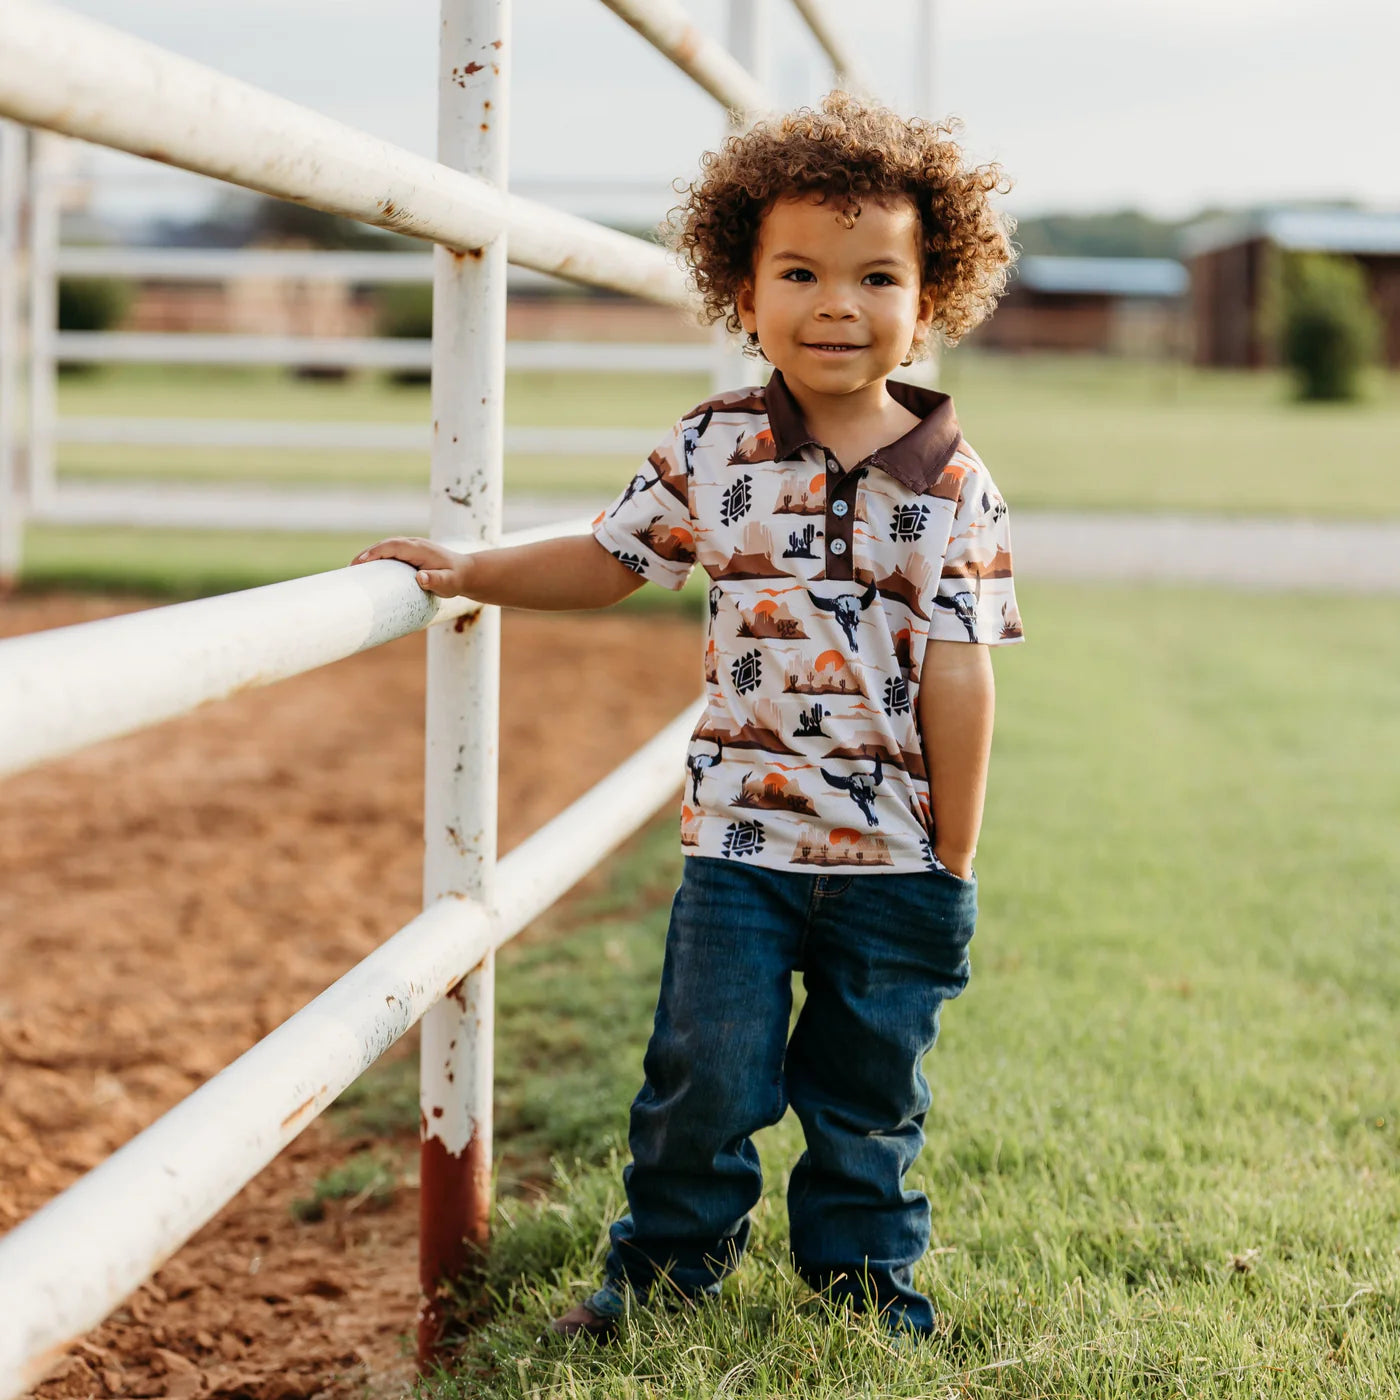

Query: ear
<box><xmin>912</xmin><ymin>284</ymin><xmax>937</xmax><ymax>350</ymax></box>
<box><xmin>735</xmin><ymin>279</ymin><xmax>757</xmax><ymax>336</ymax></box>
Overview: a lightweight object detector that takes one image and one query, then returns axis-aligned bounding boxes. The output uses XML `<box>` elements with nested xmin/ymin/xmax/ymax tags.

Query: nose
<box><xmin>815</xmin><ymin>285</ymin><xmax>859</xmax><ymax>321</ymax></box>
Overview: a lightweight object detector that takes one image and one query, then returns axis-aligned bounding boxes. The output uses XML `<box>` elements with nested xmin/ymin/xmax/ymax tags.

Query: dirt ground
<box><xmin>0</xmin><ymin>594</ymin><xmax>701</xmax><ymax>1400</ymax></box>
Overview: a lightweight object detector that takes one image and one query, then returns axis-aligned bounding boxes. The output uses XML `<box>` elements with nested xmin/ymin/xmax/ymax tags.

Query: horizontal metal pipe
<box><xmin>53</xmin><ymin>415</ymin><xmax>661</xmax><ymax>457</ymax></box>
<box><xmin>31</xmin><ymin>480</ymin><xmax>597</xmax><ymax>535</ymax></box>
<box><xmin>0</xmin><ymin>1</ymin><xmax>691</xmax><ymax>308</ymax></box>
<box><xmin>55</xmin><ymin>247</ymin><xmax>437</xmax><ymax>282</ymax></box>
<box><xmin>786</xmin><ymin>0</ymin><xmax>874</xmax><ymax>94</ymax></box>
<box><xmin>53</xmin><ymin>332</ymin><xmax>717</xmax><ymax>372</ymax></box>
<box><xmin>54</xmin><ymin>331</ymin><xmax>433</xmax><ymax>369</ymax></box>
<box><xmin>54</xmin><ymin>417</ymin><xmax>434</xmax><ymax>451</ymax></box>
<box><xmin>0</xmin><ymin>520</ymin><xmax>590</xmax><ymax>780</ymax></box>
<box><xmin>505</xmin><ymin>340</ymin><xmax>715</xmax><ymax>372</ymax></box>
<box><xmin>0</xmin><ymin>697</ymin><xmax>700</xmax><ymax>1399</ymax></box>
<box><xmin>595</xmin><ymin>0</ymin><xmax>770</xmax><ymax>121</ymax></box>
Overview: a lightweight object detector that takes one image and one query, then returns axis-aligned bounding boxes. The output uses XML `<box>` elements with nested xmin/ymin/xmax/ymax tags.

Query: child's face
<box><xmin>735</xmin><ymin>192</ymin><xmax>935</xmax><ymax>397</ymax></box>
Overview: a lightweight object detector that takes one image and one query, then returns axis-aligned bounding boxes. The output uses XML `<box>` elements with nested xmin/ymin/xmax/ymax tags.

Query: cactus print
<box><xmin>591</xmin><ymin>371</ymin><xmax>1023</xmax><ymax>873</ymax></box>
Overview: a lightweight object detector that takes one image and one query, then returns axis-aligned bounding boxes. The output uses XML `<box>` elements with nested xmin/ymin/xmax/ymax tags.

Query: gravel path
<box><xmin>505</xmin><ymin>497</ymin><xmax>1400</xmax><ymax>594</ymax></box>
<box><xmin>1007</xmin><ymin>511</ymin><xmax>1400</xmax><ymax>593</ymax></box>
<box><xmin>40</xmin><ymin>484</ymin><xmax>1400</xmax><ymax>592</ymax></box>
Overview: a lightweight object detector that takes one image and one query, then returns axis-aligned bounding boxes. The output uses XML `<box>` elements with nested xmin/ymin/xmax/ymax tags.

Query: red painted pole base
<box><xmin>417</xmin><ymin>1127</ymin><xmax>491</xmax><ymax>1367</ymax></box>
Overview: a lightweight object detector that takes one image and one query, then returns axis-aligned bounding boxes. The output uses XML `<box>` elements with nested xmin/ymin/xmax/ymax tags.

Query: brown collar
<box><xmin>764</xmin><ymin>369</ymin><xmax>962</xmax><ymax>495</ymax></box>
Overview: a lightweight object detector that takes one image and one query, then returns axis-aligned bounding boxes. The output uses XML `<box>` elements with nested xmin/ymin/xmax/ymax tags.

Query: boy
<box><xmin>352</xmin><ymin>92</ymin><xmax>1021</xmax><ymax>1340</ymax></box>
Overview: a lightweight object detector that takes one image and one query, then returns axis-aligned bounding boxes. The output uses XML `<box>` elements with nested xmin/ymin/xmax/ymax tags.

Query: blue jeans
<box><xmin>597</xmin><ymin>855</ymin><xmax>978</xmax><ymax>1335</ymax></box>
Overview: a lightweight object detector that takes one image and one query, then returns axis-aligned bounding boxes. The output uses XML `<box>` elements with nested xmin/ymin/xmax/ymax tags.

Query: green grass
<box><xmin>288</xmin><ymin>1150</ymin><xmax>400</xmax><ymax>1224</ymax></box>
<box><xmin>374</xmin><ymin>582</ymin><xmax>1400</xmax><ymax>1397</ymax></box>
<box><xmin>939</xmin><ymin>353</ymin><xmax>1400</xmax><ymax>519</ymax></box>
<box><xmin>24</xmin><ymin>355</ymin><xmax>1400</xmax><ymax>595</ymax></box>
<box><xmin>48</xmin><ymin>356</ymin><xmax>1400</xmax><ymax>517</ymax></box>
<box><xmin>55</xmin><ymin>363</ymin><xmax>705</xmax><ymax>496</ymax></box>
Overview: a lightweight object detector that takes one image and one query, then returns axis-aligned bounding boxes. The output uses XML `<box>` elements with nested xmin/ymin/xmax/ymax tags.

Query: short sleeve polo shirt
<box><xmin>592</xmin><ymin>369</ymin><xmax>1023</xmax><ymax>874</ymax></box>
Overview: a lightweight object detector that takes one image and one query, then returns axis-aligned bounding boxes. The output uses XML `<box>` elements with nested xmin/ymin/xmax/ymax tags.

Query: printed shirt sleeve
<box><xmin>928</xmin><ymin>453</ymin><xmax>1025</xmax><ymax>647</ymax></box>
<box><xmin>591</xmin><ymin>422</ymin><xmax>697</xmax><ymax>591</ymax></box>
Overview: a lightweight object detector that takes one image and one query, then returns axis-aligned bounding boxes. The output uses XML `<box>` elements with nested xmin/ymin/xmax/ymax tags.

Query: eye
<box><xmin>864</xmin><ymin>272</ymin><xmax>896</xmax><ymax>286</ymax></box>
<box><xmin>780</xmin><ymin>268</ymin><xmax>816</xmax><ymax>282</ymax></box>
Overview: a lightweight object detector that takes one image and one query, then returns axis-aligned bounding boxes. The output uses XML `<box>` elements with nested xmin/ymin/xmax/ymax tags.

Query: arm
<box><xmin>917</xmin><ymin>639</ymin><xmax>995</xmax><ymax>880</ymax></box>
<box><xmin>350</xmin><ymin>532</ymin><xmax>646</xmax><ymax>611</ymax></box>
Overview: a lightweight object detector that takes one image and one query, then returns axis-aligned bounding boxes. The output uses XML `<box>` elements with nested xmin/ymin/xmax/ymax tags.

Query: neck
<box><xmin>778</xmin><ymin>371</ymin><xmax>907</xmax><ymax>450</ymax></box>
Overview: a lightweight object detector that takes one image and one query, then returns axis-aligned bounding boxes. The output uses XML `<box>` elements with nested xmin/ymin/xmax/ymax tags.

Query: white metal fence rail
<box><xmin>8</xmin><ymin>193</ymin><xmax>721</xmax><ymax>549</ymax></box>
<box><xmin>0</xmin><ymin>0</ymin><xmax>870</xmax><ymax>1389</ymax></box>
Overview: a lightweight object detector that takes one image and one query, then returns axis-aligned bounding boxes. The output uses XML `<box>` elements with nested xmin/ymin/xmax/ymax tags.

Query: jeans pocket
<box><xmin>924</xmin><ymin>867</ymin><xmax>978</xmax><ymax>941</ymax></box>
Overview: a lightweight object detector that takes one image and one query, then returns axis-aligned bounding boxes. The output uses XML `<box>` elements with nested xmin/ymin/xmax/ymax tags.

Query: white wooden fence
<box><xmin>0</xmin><ymin>0</ymin><xmax>887</xmax><ymax>1390</ymax></box>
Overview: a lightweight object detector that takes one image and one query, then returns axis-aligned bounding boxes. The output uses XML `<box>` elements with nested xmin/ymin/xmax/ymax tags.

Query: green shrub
<box><xmin>377</xmin><ymin>283</ymin><xmax>433</xmax><ymax>385</ymax></box>
<box><xmin>1279</xmin><ymin>253</ymin><xmax>1380</xmax><ymax>401</ymax></box>
<box><xmin>57</xmin><ymin>276</ymin><xmax>130</xmax><ymax>333</ymax></box>
<box><xmin>57</xmin><ymin>277</ymin><xmax>131</xmax><ymax>374</ymax></box>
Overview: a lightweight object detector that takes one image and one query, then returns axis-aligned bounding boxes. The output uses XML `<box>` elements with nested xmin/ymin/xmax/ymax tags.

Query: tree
<box><xmin>1280</xmin><ymin>253</ymin><xmax>1380</xmax><ymax>402</ymax></box>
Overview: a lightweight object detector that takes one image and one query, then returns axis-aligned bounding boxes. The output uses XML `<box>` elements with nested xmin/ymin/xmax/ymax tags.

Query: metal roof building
<box><xmin>973</xmin><ymin>255</ymin><xmax>1188</xmax><ymax>357</ymax></box>
<box><xmin>1183</xmin><ymin>206</ymin><xmax>1400</xmax><ymax>368</ymax></box>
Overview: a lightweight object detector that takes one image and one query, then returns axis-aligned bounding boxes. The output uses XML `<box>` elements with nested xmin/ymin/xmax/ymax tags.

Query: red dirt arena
<box><xmin>0</xmin><ymin>594</ymin><xmax>701</xmax><ymax>1400</ymax></box>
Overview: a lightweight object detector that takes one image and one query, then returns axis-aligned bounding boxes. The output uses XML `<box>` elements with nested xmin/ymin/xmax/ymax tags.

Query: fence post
<box><xmin>417</xmin><ymin>0</ymin><xmax>509</xmax><ymax>1365</ymax></box>
<box><xmin>0</xmin><ymin>120</ymin><xmax>26</xmax><ymax>589</ymax></box>
<box><xmin>24</xmin><ymin>128</ymin><xmax>56</xmax><ymax>510</ymax></box>
<box><xmin>908</xmin><ymin>0</ymin><xmax>941</xmax><ymax>389</ymax></box>
<box><xmin>709</xmin><ymin>0</ymin><xmax>768</xmax><ymax>398</ymax></box>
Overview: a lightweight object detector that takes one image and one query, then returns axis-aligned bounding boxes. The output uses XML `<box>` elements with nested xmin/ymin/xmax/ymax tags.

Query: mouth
<box><xmin>803</xmin><ymin>342</ymin><xmax>865</xmax><ymax>353</ymax></box>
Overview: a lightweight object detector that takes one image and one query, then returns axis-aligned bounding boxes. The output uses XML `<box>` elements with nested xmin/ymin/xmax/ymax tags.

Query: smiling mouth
<box><xmin>805</xmin><ymin>343</ymin><xmax>864</xmax><ymax>351</ymax></box>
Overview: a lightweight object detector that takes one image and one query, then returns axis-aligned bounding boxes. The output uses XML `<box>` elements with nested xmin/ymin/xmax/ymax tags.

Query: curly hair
<box><xmin>665</xmin><ymin>91</ymin><xmax>1014</xmax><ymax>355</ymax></box>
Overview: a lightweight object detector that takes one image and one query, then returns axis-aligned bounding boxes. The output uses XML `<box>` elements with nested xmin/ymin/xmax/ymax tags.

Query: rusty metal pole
<box><xmin>417</xmin><ymin>0</ymin><xmax>508</xmax><ymax>1365</ymax></box>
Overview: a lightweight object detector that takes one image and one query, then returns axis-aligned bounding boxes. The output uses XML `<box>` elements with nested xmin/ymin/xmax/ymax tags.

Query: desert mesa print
<box><xmin>592</xmin><ymin>373</ymin><xmax>1023</xmax><ymax>873</ymax></box>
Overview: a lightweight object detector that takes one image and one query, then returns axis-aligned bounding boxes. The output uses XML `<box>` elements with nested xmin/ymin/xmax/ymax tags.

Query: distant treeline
<box><xmin>1011</xmin><ymin>200</ymin><xmax>1371</xmax><ymax>261</ymax></box>
<box><xmin>150</xmin><ymin>192</ymin><xmax>1371</xmax><ymax>266</ymax></box>
<box><xmin>1011</xmin><ymin>210</ymin><xmax>1188</xmax><ymax>260</ymax></box>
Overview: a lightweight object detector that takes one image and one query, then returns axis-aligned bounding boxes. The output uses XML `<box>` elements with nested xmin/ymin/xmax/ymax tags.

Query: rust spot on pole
<box><xmin>452</xmin><ymin>611</ymin><xmax>481</xmax><ymax>633</ymax></box>
<box><xmin>431</xmin><ymin>1106</ymin><xmax>444</xmax><ymax>1118</ymax></box>
<box><xmin>445</xmin><ymin>977</ymin><xmax>468</xmax><ymax>1009</ymax></box>
<box><xmin>490</xmin><ymin>39</ymin><xmax>503</xmax><ymax>49</ymax></box>
<box><xmin>280</xmin><ymin>1093</ymin><xmax>317</xmax><ymax>1131</ymax></box>
<box><xmin>417</xmin><ymin>1128</ymin><xmax>491</xmax><ymax>1366</ymax></box>
<box><xmin>675</xmin><ymin>24</ymin><xmax>702</xmax><ymax>65</ymax></box>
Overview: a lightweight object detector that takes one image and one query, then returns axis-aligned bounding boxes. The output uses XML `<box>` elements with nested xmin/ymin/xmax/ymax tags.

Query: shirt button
<box><xmin>832</xmin><ymin>500</ymin><xmax>849</xmax><ymax>517</ymax></box>
<box><xmin>830</xmin><ymin>539</ymin><xmax>847</xmax><ymax>556</ymax></box>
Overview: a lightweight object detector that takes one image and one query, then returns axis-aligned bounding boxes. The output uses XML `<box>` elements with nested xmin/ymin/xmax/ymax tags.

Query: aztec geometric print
<box><xmin>592</xmin><ymin>374</ymin><xmax>1022</xmax><ymax>874</ymax></box>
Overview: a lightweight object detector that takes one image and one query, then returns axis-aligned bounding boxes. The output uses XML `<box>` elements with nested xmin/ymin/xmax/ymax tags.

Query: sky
<box><xmin>45</xmin><ymin>0</ymin><xmax>1400</xmax><ymax>230</ymax></box>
